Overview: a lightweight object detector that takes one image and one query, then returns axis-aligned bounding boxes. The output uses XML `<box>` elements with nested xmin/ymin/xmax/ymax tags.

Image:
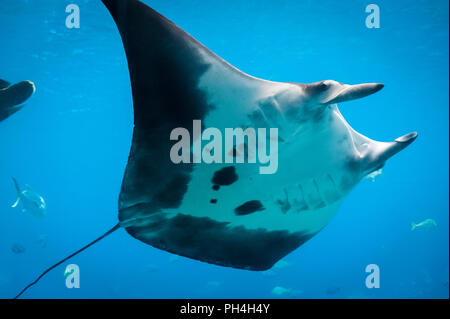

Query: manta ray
<box><xmin>14</xmin><ymin>0</ymin><xmax>417</xmax><ymax>298</ymax></box>
<box><xmin>0</xmin><ymin>79</ymin><xmax>35</xmax><ymax>122</ymax></box>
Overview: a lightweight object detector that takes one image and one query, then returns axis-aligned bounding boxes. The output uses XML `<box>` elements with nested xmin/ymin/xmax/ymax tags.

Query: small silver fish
<box><xmin>411</xmin><ymin>218</ymin><xmax>437</xmax><ymax>231</ymax></box>
<box><xmin>271</xmin><ymin>286</ymin><xmax>292</xmax><ymax>296</ymax></box>
<box><xmin>11</xmin><ymin>178</ymin><xmax>46</xmax><ymax>218</ymax></box>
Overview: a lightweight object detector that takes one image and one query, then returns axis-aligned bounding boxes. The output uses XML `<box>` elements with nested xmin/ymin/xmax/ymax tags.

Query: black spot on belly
<box><xmin>212</xmin><ymin>185</ymin><xmax>220</xmax><ymax>191</ymax></box>
<box><xmin>211</xmin><ymin>166</ymin><xmax>238</xmax><ymax>186</ymax></box>
<box><xmin>235</xmin><ymin>200</ymin><xmax>265</xmax><ymax>216</ymax></box>
<box><xmin>210</xmin><ymin>199</ymin><xmax>217</xmax><ymax>204</ymax></box>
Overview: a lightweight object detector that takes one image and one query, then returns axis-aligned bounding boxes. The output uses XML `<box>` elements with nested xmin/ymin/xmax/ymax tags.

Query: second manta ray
<box><xmin>0</xmin><ymin>79</ymin><xmax>35</xmax><ymax>122</ymax></box>
<box><xmin>14</xmin><ymin>0</ymin><xmax>417</xmax><ymax>298</ymax></box>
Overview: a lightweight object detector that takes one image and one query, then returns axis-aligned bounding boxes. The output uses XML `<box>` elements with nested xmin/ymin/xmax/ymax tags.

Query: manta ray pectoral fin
<box><xmin>0</xmin><ymin>81</ymin><xmax>35</xmax><ymax>111</ymax></box>
<box><xmin>363</xmin><ymin>131</ymin><xmax>418</xmax><ymax>172</ymax></box>
<box><xmin>0</xmin><ymin>79</ymin><xmax>11</xmax><ymax>90</ymax></box>
<box><xmin>0</xmin><ymin>105</ymin><xmax>25</xmax><ymax>122</ymax></box>
<box><xmin>322</xmin><ymin>83</ymin><xmax>384</xmax><ymax>105</ymax></box>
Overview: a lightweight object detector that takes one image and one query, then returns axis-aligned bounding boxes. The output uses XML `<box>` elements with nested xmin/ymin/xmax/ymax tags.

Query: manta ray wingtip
<box><xmin>395</xmin><ymin>131</ymin><xmax>418</xmax><ymax>144</ymax></box>
<box><xmin>373</xmin><ymin>83</ymin><xmax>384</xmax><ymax>94</ymax></box>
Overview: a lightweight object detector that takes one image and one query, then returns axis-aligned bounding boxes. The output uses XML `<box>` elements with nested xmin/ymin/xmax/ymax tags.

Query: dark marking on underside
<box><xmin>103</xmin><ymin>0</ymin><xmax>216</xmax><ymax>221</ymax></box>
<box><xmin>125</xmin><ymin>213</ymin><xmax>314</xmax><ymax>270</ymax></box>
<box><xmin>235</xmin><ymin>200</ymin><xmax>265</xmax><ymax>216</ymax></box>
<box><xmin>211</xmin><ymin>166</ymin><xmax>238</xmax><ymax>186</ymax></box>
<box><xmin>276</xmin><ymin>189</ymin><xmax>291</xmax><ymax>214</ymax></box>
<box><xmin>0</xmin><ymin>81</ymin><xmax>34</xmax><ymax>122</ymax></box>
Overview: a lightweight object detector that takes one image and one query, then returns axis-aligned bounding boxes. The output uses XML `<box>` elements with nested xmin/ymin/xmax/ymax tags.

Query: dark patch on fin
<box><xmin>235</xmin><ymin>200</ymin><xmax>265</xmax><ymax>216</ymax></box>
<box><xmin>126</xmin><ymin>213</ymin><xmax>313</xmax><ymax>270</ymax></box>
<box><xmin>211</xmin><ymin>166</ymin><xmax>238</xmax><ymax>186</ymax></box>
<box><xmin>102</xmin><ymin>0</ymin><xmax>215</xmax><ymax>222</ymax></box>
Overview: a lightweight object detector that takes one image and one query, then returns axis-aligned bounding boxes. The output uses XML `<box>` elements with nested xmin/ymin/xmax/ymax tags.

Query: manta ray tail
<box><xmin>13</xmin><ymin>223</ymin><xmax>120</xmax><ymax>299</ymax></box>
<box><xmin>11</xmin><ymin>177</ymin><xmax>21</xmax><ymax>208</ymax></box>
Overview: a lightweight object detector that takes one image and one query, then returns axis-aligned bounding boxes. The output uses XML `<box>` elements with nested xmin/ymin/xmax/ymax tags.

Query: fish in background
<box><xmin>365</xmin><ymin>168</ymin><xmax>383</xmax><ymax>182</ymax></box>
<box><xmin>36</xmin><ymin>234</ymin><xmax>49</xmax><ymax>248</ymax></box>
<box><xmin>271</xmin><ymin>286</ymin><xmax>291</xmax><ymax>296</ymax></box>
<box><xmin>411</xmin><ymin>218</ymin><xmax>437</xmax><ymax>231</ymax></box>
<box><xmin>325</xmin><ymin>286</ymin><xmax>341</xmax><ymax>296</ymax></box>
<box><xmin>273</xmin><ymin>259</ymin><xmax>292</xmax><ymax>270</ymax></box>
<box><xmin>11</xmin><ymin>243</ymin><xmax>25</xmax><ymax>254</ymax></box>
<box><xmin>262</xmin><ymin>259</ymin><xmax>293</xmax><ymax>276</ymax></box>
<box><xmin>0</xmin><ymin>79</ymin><xmax>35</xmax><ymax>122</ymax></box>
<box><xmin>271</xmin><ymin>286</ymin><xmax>302</xmax><ymax>297</ymax></box>
<box><xmin>11</xmin><ymin>178</ymin><xmax>46</xmax><ymax>218</ymax></box>
<box><xmin>143</xmin><ymin>263</ymin><xmax>160</xmax><ymax>273</ymax></box>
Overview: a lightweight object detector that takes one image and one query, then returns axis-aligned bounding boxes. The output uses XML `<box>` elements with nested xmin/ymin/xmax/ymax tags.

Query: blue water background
<box><xmin>0</xmin><ymin>0</ymin><xmax>448</xmax><ymax>298</ymax></box>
